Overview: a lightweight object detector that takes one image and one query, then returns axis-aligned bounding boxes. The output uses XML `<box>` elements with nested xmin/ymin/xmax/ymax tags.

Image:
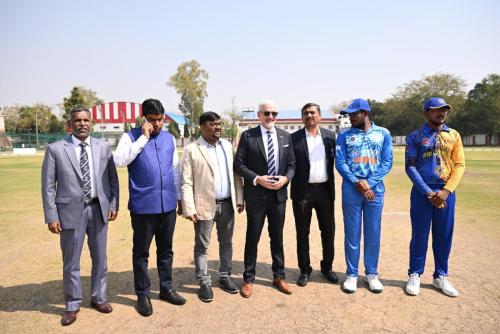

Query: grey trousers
<box><xmin>194</xmin><ymin>200</ymin><xmax>234</xmax><ymax>285</ymax></box>
<box><xmin>60</xmin><ymin>203</ymin><xmax>108</xmax><ymax>311</ymax></box>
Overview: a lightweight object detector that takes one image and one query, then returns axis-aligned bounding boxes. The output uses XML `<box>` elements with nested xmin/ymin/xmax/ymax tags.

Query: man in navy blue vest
<box><xmin>114</xmin><ymin>99</ymin><xmax>185</xmax><ymax>316</ymax></box>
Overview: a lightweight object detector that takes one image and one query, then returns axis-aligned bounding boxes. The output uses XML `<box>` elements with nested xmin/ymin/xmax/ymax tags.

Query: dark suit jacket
<box><xmin>290</xmin><ymin>127</ymin><xmax>336</xmax><ymax>202</ymax></box>
<box><xmin>41</xmin><ymin>136</ymin><xmax>119</xmax><ymax>229</ymax></box>
<box><xmin>234</xmin><ymin>125</ymin><xmax>295</xmax><ymax>203</ymax></box>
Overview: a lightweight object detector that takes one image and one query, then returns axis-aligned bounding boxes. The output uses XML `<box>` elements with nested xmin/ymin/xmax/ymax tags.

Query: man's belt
<box><xmin>84</xmin><ymin>197</ymin><xmax>99</xmax><ymax>206</ymax></box>
<box><xmin>215</xmin><ymin>198</ymin><xmax>231</xmax><ymax>204</ymax></box>
<box><xmin>308</xmin><ymin>182</ymin><xmax>328</xmax><ymax>187</ymax></box>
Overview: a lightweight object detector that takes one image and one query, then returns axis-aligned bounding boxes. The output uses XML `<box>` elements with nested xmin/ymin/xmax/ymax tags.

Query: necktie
<box><xmin>79</xmin><ymin>142</ymin><xmax>92</xmax><ymax>203</ymax></box>
<box><xmin>267</xmin><ymin>130</ymin><xmax>276</xmax><ymax>176</ymax></box>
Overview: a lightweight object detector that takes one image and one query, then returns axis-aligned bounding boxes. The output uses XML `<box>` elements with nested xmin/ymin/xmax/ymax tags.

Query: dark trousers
<box><xmin>292</xmin><ymin>182</ymin><xmax>335</xmax><ymax>275</ymax></box>
<box><xmin>243</xmin><ymin>191</ymin><xmax>286</xmax><ymax>283</ymax></box>
<box><xmin>131</xmin><ymin>210</ymin><xmax>176</xmax><ymax>297</ymax></box>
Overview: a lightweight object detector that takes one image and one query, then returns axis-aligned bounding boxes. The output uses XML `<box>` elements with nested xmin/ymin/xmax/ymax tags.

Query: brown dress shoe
<box><xmin>61</xmin><ymin>310</ymin><xmax>79</xmax><ymax>326</ymax></box>
<box><xmin>240</xmin><ymin>282</ymin><xmax>253</xmax><ymax>298</ymax></box>
<box><xmin>273</xmin><ymin>277</ymin><xmax>292</xmax><ymax>295</ymax></box>
<box><xmin>91</xmin><ymin>302</ymin><xmax>113</xmax><ymax>313</ymax></box>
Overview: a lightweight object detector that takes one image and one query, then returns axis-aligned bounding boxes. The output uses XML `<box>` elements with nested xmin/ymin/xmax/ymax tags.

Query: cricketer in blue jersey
<box><xmin>335</xmin><ymin>98</ymin><xmax>393</xmax><ymax>294</ymax></box>
<box><xmin>404</xmin><ymin>97</ymin><xmax>465</xmax><ymax>298</ymax></box>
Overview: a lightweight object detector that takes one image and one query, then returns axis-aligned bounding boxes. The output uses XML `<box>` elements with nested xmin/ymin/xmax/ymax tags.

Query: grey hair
<box><xmin>70</xmin><ymin>107</ymin><xmax>91</xmax><ymax>119</ymax></box>
<box><xmin>258</xmin><ymin>100</ymin><xmax>277</xmax><ymax>112</ymax></box>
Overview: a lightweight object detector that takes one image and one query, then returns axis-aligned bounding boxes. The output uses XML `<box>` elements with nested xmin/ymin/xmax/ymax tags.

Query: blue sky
<box><xmin>1</xmin><ymin>0</ymin><xmax>499</xmax><ymax>115</ymax></box>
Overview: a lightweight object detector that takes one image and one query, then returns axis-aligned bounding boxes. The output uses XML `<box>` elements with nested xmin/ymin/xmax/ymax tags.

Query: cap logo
<box><xmin>438</xmin><ymin>98</ymin><xmax>446</xmax><ymax>104</ymax></box>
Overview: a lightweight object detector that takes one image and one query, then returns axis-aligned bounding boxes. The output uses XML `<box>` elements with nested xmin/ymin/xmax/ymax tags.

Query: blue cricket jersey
<box><xmin>335</xmin><ymin>122</ymin><xmax>393</xmax><ymax>191</ymax></box>
<box><xmin>405</xmin><ymin>123</ymin><xmax>465</xmax><ymax>195</ymax></box>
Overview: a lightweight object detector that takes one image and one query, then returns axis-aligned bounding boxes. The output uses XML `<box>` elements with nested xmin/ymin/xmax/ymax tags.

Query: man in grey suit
<box><xmin>41</xmin><ymin>107</ymin><xmax>119</xmax><ymax>326</ymax></box>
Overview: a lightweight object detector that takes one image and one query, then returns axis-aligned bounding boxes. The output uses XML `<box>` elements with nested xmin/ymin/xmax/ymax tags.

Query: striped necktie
<box><xmin>266</xmin><ymin>130</ymin><xmax>276</xmax><ymax>176</ymax></box>
<box><xmin>79</xmin><ymin>142</ymin><xmax>92</xmax><ymax>204</ymax></box>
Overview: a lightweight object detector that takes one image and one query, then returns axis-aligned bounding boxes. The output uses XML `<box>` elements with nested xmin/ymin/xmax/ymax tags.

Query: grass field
<box><xmin>1</xmin><ymin>148</ymin><xmax>498</xmax><ymax>230</ymax></box>
<box><xmin>0</xmin><ymin>148</ymin><xmax>499</xmax><ymax>333</ymax></box>
<box><xmin>387</xmin><ymin>148</ymin><xmax>500</xmax><ymax>236</ymax></box>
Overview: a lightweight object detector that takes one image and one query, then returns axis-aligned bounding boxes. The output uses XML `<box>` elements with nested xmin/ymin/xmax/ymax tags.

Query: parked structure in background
<box><xmin>89</xmin><ymin>102</ymin><xmax>188</xmax><ymax>145</ymax></box>
<box><xmin>0</xmin><ymin>108</ymin><xmax>12</xmax><ymax>148</ymax></box>
<box><xmin>238</xmin><ymin>109</ymin><xmax>341</xmax><ymax>136</ymax></box>
<box><xmin>392</xmin><ymin>134</ymin><xmax>499</xmax><ymax>146</ymax></box>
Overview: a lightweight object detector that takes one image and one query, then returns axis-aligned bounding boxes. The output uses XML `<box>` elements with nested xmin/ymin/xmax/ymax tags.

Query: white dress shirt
<box><xmin>114</xmin><ymin>132</ymin><xmax>181</xmax><ymax>200</ymax></box>
<box><xmin>306</xmin><ymin>129</ymin><xmax>328</xmax><ymax>183</ymax></box>
<box><xmin>72</xmin><ymin>135</ymin><xmax>97</xmax><ymax>198</ymax></box>
<box><xmin>201</xmin><ymin>137</ymin><xmax>231</xmax><ymax>200</ymax></box>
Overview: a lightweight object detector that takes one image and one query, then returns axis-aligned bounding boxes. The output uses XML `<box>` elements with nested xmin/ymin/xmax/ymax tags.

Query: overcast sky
<box><xmin>1</xmin><ymin>0</ymin><xmax>499</xmax><ymax>115</ymax></box>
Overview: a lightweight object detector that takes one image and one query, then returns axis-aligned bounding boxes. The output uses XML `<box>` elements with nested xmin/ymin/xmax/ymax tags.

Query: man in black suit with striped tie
<box><xmin>234</xmin><ymin>100</ymin><xmax>296</xmax><ymax>298</ymax></box>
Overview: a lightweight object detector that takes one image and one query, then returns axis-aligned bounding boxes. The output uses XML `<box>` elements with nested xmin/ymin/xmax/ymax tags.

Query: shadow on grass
<box><xmin>0</xmin><ymin>260</ymin><xmax>436</xmax><ymax>316</ymax></box>
<box><xmin>0</xmin><ymin>260</ymin><xmax>299</xmax><ymax>316</ymax></box>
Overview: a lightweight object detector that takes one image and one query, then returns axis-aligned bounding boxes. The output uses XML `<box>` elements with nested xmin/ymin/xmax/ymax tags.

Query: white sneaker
<box><xmin>365</xmin><ymin>274</ymin><xmax>383</xmax><ymax>293</ymax></box>
<box><xmin>406</xmin><ymin>273</ymin><xmax>420</xmax><ymax>296</ymax></box>
<box><xmin>342</xmin><ymin>276</ymin><xmax>358</xmax><ymax>293</ymax></box>
<box><xmin>433</xmin><ymin>276</ymin><xmax>459</xmax><ymax>297</ymax></box>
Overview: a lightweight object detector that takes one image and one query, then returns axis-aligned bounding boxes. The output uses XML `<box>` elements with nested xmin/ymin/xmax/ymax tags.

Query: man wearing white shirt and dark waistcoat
<box><xmin>114</xmin><ymin>98</ymin><xmax>185</xmax><ymax>317</ymax></box>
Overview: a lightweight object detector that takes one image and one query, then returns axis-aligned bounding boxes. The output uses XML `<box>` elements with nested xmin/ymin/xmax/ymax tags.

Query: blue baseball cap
<box><xmin>423</xmin><ymin>97</ymin><xmax>452</xmax><ymax>111</ymax></box>
<box><xmin>340</xmin><ymin>98</ymin><xmax>371</xmax><ymax>115</ymax></box>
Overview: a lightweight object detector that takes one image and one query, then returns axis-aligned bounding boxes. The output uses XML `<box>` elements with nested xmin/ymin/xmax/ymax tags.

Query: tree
<box><xmin>381</xmin><ymin>73</ymin><xmax>467</xmax><ymax>135</ymax></box>
<box><xmin>134</xmin><ymin>116</ymin><xmax>142</xmax><ymax>128</ymax></box>
<box><xmin>15</xmin><ymin>104</ymin><xmax>64</xmax><ymax>133</ymax></box>
<box><xmin>183</xmin><ymin>123</ymin><xmax>190</xmax><ymax>138</ymax></box>
<box><xmin>453</xmin><ymin>74</ymin><xmax>500</xmax><ymax>139</ymax></box>
<box><xmin>329</xmin><ymin>101</ymin><xmax>350</xmax><ymax>116</ymax></box>
<box><xmin>2</xmin><ymin>105</ymin><xmax>21</xmax><ymax>132</ymax></box>
<box><xmin>62</xmin><ymin>86</ymin><xmax>104</xmax><ymax>121</ymax></box>
<box><xmin>168</xmin><ymin>60</ymin><xmax>209</xmax><ymax>138</ymax></box>
<box><xmin>167</xmin><ymin>121</ymin><xmax>181</xmax><ymax>139</ymax></box>
<box><xmin>223</xmin><ymin>104</ymin><xmax>243</xmax><ymax>144</ymax></box>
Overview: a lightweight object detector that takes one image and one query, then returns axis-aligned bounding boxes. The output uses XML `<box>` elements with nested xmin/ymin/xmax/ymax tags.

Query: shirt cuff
<box><xmin>253</xmin><ymin>176</ymin><xmax>258</xmax><ymax>186</ymax></box>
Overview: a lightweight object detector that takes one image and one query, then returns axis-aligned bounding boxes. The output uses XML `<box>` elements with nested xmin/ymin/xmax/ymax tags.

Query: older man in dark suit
<box><xmin>41</xmin><ymin>107</ymin><xmax>119</xmax><ymax>326</ymax></box>
<box><xmin>291</xmin><ymin>103</ymin><xmax>338</xmax><ymax>287</ymax></box>
<box><xmin>234</xmin><ymin>100</ymin><xmax>296</xmax><ymax>298</ymax></box>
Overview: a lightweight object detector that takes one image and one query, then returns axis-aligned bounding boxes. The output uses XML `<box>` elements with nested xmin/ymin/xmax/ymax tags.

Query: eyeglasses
<box><xmin>262</xmin><ymin>111</ymin><xmax>278</xmax><ymax>117</ymax></box>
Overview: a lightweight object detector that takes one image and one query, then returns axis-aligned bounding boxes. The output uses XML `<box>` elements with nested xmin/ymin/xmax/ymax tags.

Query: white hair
<box><xmin>258</xmin><ymin>100</ymin><xmax>277</xmax><ymax>112</ymax></box>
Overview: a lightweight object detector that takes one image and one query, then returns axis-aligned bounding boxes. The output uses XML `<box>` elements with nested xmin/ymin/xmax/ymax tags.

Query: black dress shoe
<box><xmin>137</xmin><ymin>296</ymin><xmax>153</xmax><ymax>317</ymax></box>
<box><xmin>199</xmin><ymin>283</ymin><xmax>213</xmax><ymax>302</ymax></box>
<box><xmin>219</xmin><ymin>277</ymin><xmax>238</xmax><ymax>294</ymax></box>
<box><xmin>322</xmin><ymin>270</ymin><xmax>339</xmax><ymax>283</ymax></box>
<box><xmin>159</xmin><ymin>289</ymin><xmax>186</xmax><ymax>305</ymax></box>
<box><xmin>296</xmin><ymin>273</ymin><xmax>309</xmax><ymax>287</ymax></box>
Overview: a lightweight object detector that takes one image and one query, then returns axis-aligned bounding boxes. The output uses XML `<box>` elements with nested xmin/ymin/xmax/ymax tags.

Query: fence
<box><xmin>2</xmin><ymin>131</ymin><xmax>194</xmax><ymax>152</ymax></box>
